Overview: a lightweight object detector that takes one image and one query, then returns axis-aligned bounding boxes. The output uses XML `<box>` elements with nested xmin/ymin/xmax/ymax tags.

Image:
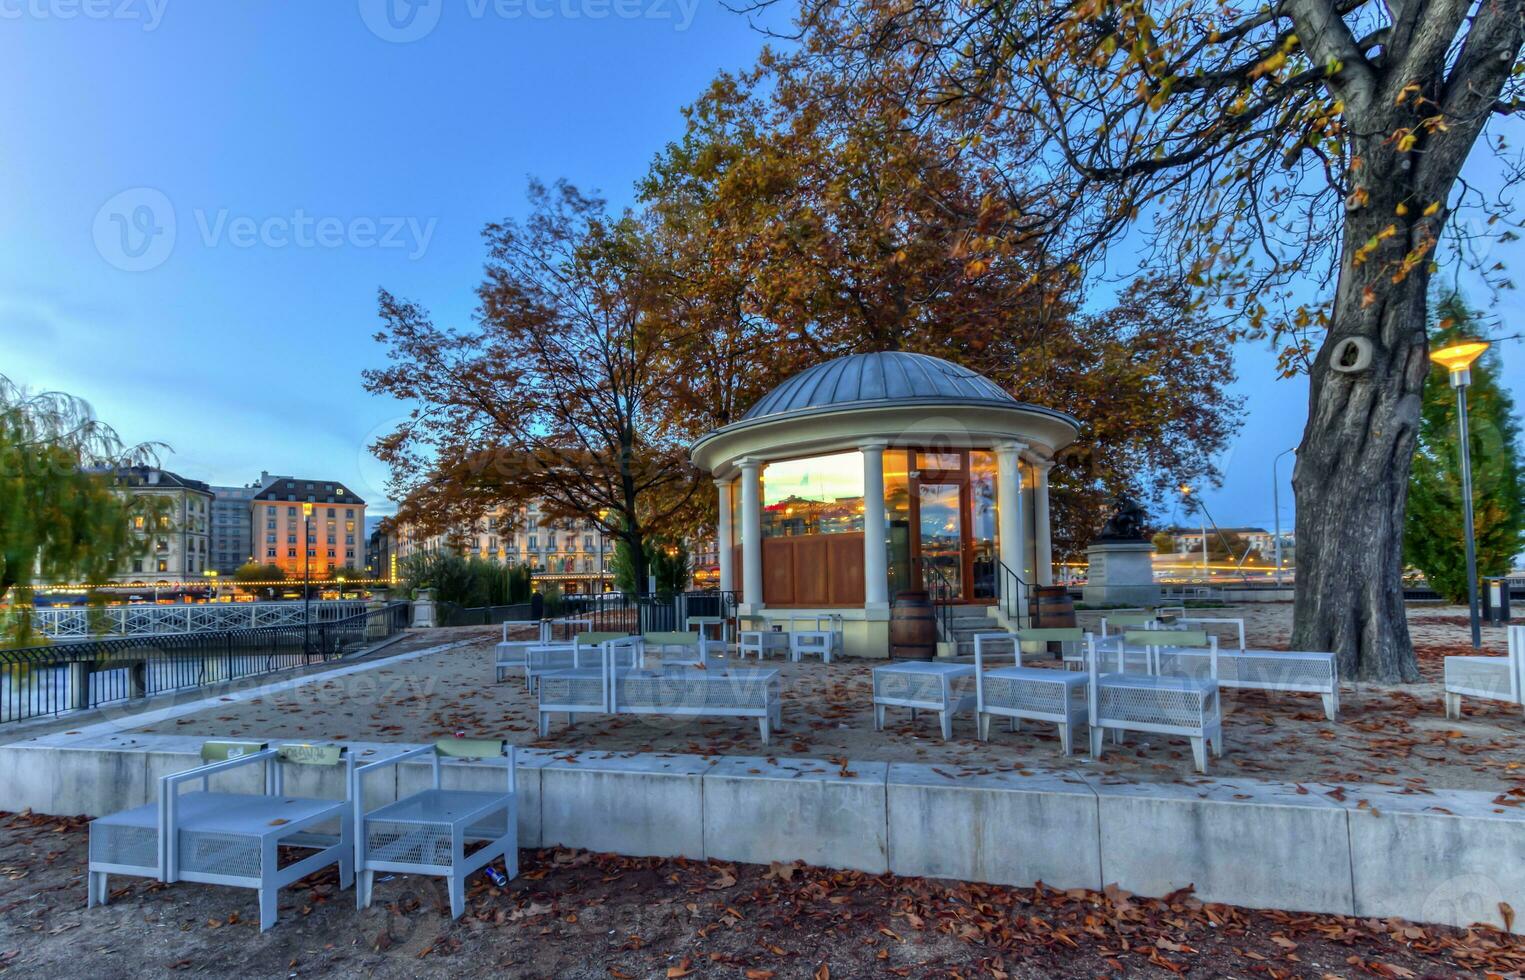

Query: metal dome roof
<box><xmin>741</xmin><ymin>351</ymin><xmax>1019</xmax><ymax>422</ymax></box>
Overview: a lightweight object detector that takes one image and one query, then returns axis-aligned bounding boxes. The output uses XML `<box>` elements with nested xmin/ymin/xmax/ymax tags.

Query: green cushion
<box><xmin>434</xmin><ymin>738</ymin><xmax>507</xmax><ymax>760</ymax></box>
<box><xmin>1014</xmin><ymin>628</ymin><xmax>1084</xmax><ymax>642</ymax></box>
<box><xmin>1124</xmin><ymin>629</ymin><xmax>1210</xmax><ymax>647</ymax></box>
<box><xmin>200</xmin><ymin>740</ymin><xmax>267</xmax><ymax>763</ymax></box>
<box><xmin>644</xmin><ymin>631</ymin><xmax>700</xmax><ymax>646</ymax></box>
<box><xmin>575</xmin><ymin>631</ymin><xmax>631</xmax><ymax>646</ymax></box>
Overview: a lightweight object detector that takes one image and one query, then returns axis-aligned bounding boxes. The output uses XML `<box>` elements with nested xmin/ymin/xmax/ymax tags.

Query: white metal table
<box><xmin>872</xmin><ymin>661</ymin><xmax>976</xmax><ymax>739</ymax></box>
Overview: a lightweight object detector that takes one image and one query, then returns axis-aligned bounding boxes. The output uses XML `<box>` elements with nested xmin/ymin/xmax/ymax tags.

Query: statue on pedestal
<box><xmin>1097</xmin><ymin>495</ymin><xmax>1148</xmax><ymax>542</ymax></box>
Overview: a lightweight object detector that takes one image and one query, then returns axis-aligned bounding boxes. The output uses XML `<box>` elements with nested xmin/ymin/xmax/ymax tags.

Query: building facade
<box><xmin>390</xmin><ymin>501</ymin><xmax>615</xmax><ymax>594</ymax></box>
<box><xmin>250</xmin><ymin>478</ymin><xmax>367</xmax><ymax>578</ymax></box>
<box><xmin>208</xmin><ymin>472</ymin><xmax>289</xmax><ymax>573</ymax></box>
<box><xmin>109</xmin><ymin>467</ymin><xmax>214</xmax><ymax>582</ymax></box>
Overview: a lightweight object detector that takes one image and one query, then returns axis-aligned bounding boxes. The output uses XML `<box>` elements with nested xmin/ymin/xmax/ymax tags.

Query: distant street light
<box><xmin>1272</xmin><ymin>448</ymin><xmax>1296</xmax><ymax>586</ymax></box>
<box><xmin>1430</xmin><ymin>339</ymin><xmax>1491</xmax><ymax>648</ymax></box>
<box><xmin>302</xmin><ymin>502</ymin><xmax>314</xmax><ymax>655</ymax></box>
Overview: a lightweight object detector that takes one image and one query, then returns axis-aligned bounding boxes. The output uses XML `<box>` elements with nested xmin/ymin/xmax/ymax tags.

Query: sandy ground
<box><xmin>126</xmin><ymin>603</ymin><xmax>1525</xmax><ymax>794</ymax></box>
<box><xmin>1</xmin><ymin>810</ymin><xmax>1521</xmax><ymax>979</ymax></box>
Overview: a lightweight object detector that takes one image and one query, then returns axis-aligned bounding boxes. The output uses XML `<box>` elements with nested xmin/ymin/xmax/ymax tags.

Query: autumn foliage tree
<box><xmin>642</xmin><ymin>49</ymin><xmax>1243</xmax><ymax>555</ymax></box>
<box><xmin>363</xmin><ymin>181</ymin><xmax>703</xmax><ymax>588</ymax></box>
<box><xmin>751</xmin><ymin>0</ymin><xmax>1525</xmax><ymax>679</ymax></box>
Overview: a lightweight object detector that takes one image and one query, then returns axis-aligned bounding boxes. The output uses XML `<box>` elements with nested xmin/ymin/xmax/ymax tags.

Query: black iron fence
<box><xmin>555</xmin><ymin>590</ymin><xmax>739</xmax><ymax>636</ymax></box>
<box><xmin>437</xmin><ymin>601</ymin><xmax>537</xmax><ymax>627</ymax></box>
<box><xmin>0</xmin><ymin>602</ymin><xmax>410</xmax><ymax>725</ymax></box>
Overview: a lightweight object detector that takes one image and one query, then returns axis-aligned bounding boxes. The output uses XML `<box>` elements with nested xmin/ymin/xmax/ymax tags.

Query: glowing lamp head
<box><xmin>302</xmin><ymin>502</ymin><xmax>314</xmax><ymax>517</ymax></box>
<box><xmin>1430</xmin><ymin>339</ymin><xmax>1489</xmax><ymax>386</ymax></box>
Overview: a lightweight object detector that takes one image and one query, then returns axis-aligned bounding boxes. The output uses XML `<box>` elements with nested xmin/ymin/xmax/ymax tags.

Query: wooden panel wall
<box><xmin>751</xmin><ymin>533</ymin><xmax>865</xmax><ymax>608</ymax></box>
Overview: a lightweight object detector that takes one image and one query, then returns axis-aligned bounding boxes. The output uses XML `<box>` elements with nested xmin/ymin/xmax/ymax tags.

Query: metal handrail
<box><xmin>995</xmin><ymin>560</ymin><xmax>1029</xmax><ymax>629</ymax></box>
<box><xmin>0</xmin><ymin>602</ymin><xmax>411</xmax><ymax>724</ymax></box>
<box><xmin>916</xmin><ymin>557</ymin><xmax>956</xmax><ymax>643</ymax></box>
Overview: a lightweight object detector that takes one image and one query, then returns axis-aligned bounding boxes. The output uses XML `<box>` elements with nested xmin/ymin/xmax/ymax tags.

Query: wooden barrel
<box><xmin>890</xmin><ymin>590</ymin><xmax>938</xmax><ymax>659</ymax></box>
<box><xmin>1028</xmin><ymin>585</ymin><xmax>1076</xmax><ymax>628</ymax></box>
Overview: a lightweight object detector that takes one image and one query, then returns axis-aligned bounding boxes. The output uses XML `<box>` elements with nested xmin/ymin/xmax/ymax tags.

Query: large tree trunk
<box><xmin>1291</xmin><ymin>174</ymin><xmax>1435</xmax><ymax>682</ymax></box>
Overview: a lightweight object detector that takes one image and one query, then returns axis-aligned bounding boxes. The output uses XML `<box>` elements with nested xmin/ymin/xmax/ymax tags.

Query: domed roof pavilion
<box><xmin>692</xmin><ymin>352</ymin><xmax>1080</xmax><ymax>658</ymax></box>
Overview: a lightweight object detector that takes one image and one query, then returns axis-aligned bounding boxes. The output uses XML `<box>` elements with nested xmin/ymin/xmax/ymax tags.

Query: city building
<box><xmin>250</xmin><ymin>478</ymin><xmax>367</xmax><ymax>578</ymax></box>
<box><xmin>1160</xmin><ymin>526</ymin><xmax>1292</xmax><ymax>557</ymax></box>
<box><xmin>390</xmin><ymin>501</ymin><xmax>615</xmax><ymax>594</ymax></box>
<box><xmin>208</xmin><ymin>472</ymin><xmax>288</xmax><ymax>573</ymax></box>
<box><xmin>108</xmin><ymin>467</ymin><xmax>214</xmax><ymax>582</ymax></box>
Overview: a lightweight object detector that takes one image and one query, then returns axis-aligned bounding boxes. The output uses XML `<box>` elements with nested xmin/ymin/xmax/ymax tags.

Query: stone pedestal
<box><xmin>411</xmin><ymin>588</ymin><xmax>436</xmax><ymax>629</ymax></box>
<box><xmin>1082</xmin><ymin>541</ymin><xmax>1160</xmax><ymax>606</ymax></box>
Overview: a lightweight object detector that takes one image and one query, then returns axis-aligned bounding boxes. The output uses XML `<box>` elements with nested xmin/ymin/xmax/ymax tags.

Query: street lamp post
<box><xmin>1272</xmin><ymin>447</ymin><xmax>1296</xmax><ymax>586</ymax></box>
<box><xmin>302</xmin><ymin>502</ymin><xmax>313</xmax><ymax>655</ymax></box>
<box><xmin>1430</xmin><ymin>339</ymin><xmax>1491</xmax><ymax>648</ymax></box>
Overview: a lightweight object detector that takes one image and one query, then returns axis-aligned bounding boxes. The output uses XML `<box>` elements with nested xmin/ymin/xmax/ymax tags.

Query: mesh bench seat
<box><xmin>1154</xmin><ymin>647</ymin><xmax>1339</xmax><ymax>720</ymax></box>
<box><xmin>353</xmin><ymin>739</ymin><xmax>517</xmax><ymax>921</ymax></box>
<box><xmin>614</xmin><ymin>667</ymin><xmax>782</xmax><ymax>744</ymax></box>
<box><xmin>872</xmin><ymin>662</ymin><xmax>975</xmax><ymax>740</ymax></box>
<box><xmin>973</xmin><ymin>630</ymin><xmax>1089</xmax><ymax>753</ymax></box>
<box><xmin>90</xmin><ymin>740</ymin><xmax>355</xmax><ymax>932</ymax></box>
<box><xmin>1088</xmin><ymin>632</ymin><xmax>1223</xmax><ymax>774</ymax></box>
<box><xmin>1445</xmin><ymin>626</ymin><xmax>1524</xmax><ymax>718</ymax></box>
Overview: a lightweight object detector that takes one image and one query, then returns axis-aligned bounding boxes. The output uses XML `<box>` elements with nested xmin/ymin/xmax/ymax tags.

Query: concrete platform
<box><xmin>2</xmin><ymin>732</ymin><xmax>1520</xmax><ymax>934</ymax></box>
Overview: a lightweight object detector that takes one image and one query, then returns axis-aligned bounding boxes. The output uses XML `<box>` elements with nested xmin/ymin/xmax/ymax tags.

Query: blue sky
<box><xmin>2</xmin><ymin>1</ymin><xmax>1520</xmax><ymax>533</ymax></box>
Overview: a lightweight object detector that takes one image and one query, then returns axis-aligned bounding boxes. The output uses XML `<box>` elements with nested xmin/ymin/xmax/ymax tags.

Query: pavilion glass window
<box><xmin>760</xmin><ymin>451</ymin><xmax>865</xmax><ymax>538</ymax></box>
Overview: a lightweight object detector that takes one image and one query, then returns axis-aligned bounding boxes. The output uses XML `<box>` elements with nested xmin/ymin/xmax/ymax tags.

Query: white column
<box><xmin>994</xmin><ymin>442</ymin><xmax>1028</xmax><ymax>612</ymax></box>
<box><xmin>860</xmin><ymin>442</ymin><xmax>888</xmax><ymax>607</ymax></box>
<box><xmin>1032</xmin><ymin>459</ymin><xmax>1054</xmax><ymax>587</ymax></box>
<box><xmin>738</xmin><ymin>459</ymin><xmax>763</xmax><ymax>608</ymax></box>
<box><xmin>715</xmin><ymin>479</ymin><xmax>734</xmax><ymax>595</ymax></box>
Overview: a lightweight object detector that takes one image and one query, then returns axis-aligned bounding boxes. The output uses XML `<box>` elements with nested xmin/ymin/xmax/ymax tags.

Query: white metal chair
<box><xmin>1098</xmin><ymin>612</ymin><xmax>1159</xmax><ymax>640</ymax></box>
<box><xmin>643</xmin><ymin>630</ymin><xmax>718</xmax><ymax>667</ymax></box>
<box><xmin>525</xmin><ymin>631</ymin><xmax>635</xmax><ymax>692</ymax></box>
<box><xmin>1445</xmin><ymin>625</ymin><xmax>1525</xmax><ymax>719</ymax></box>
<box><xmin>973</xmin><ymin>630</ymin><xmax>1089</xmax><ymax>754</ymax></box>
<box><xmin>872</xmin><ymin>661</ymin><xmax>976</xmax><ymax>740</ymax></box>
<box><xmin>737</xmin><ymin>628</ymin><xmax>790</xmax><ymax>660</ymax></box>
<box><xmin>353</xmin><ymin>738</ymin><xmax>517</xmax><ymax>921</ymax></box>
<box><xmin>536</xmin><ymin>637</ymin><xmax>641</xmax><ymax>734</ymax></box>
<box><xmin>90</xmin><ymin>740</ymin><xmax>355</xmax><ymax>932</ymax></box>
<box><xmin>495</xmin><ymin>620</ymin><xmax>550</xmax><ymax>683</ymax></box>
<box><xmin>1172</xmin><ymin>616</ymin><xmax>1247</xmax><ymax>651</ymax></box>
<box><xmin>1087</xmin><ymin>631</ymin><xmax>1223</xmax><ymax>774</ymax></box>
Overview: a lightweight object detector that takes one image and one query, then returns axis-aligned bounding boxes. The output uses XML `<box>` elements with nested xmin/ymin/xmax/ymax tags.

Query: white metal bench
<box><xmin>614</xmin><ymin>666</ymin><xmax>782</xmax><ymax>744</ymax></box>
<box><xmin>973</xmin><ymin>630</ymin><xmax>1089</xmax><ymax>754</ymax></box>
<box><xmin>1445</xmin><ymin>625</ymin><xmax>1525</xmax><ymax>719</ymax></box>
<box><xmin>91</xmin><ymin>740</ymin><xmax>355</xmax><ymax>932</ymax></box>
<box><xmin>872</xmin><ymin>661</ymin><xmax>975</xmax><ymax>740</ymax></box>
<box><xmin>789</xmin><ymin>629</ymin><xmax>834</xmax><ymax>664</ymax></box>
<box><xmin>537</xmin><ymin>638</ymin><xmax>782</xmax><ymax>743</ymax></box>
<box><xmin>1088</xmin><ymin>631</ymin><xmax>1223</xmax><ymax>774</ymax></box>
<box><xmin>1155</xmin><ymin>645</ymin><xmax>1340</xmax><ymax>720</ymax></box>
<box><xmin>1172</xmin><ymin>616</ymin><xmax>1247</xmax><ymax>651</ymax></box>
<box><xmin>352</xmin><ymin>738</ymin><xmax>516</xmax><ymax>920</ymax></box>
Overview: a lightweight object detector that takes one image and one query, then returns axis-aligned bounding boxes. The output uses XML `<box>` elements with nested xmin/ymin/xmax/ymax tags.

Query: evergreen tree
<box><xmin>1403</xmin><ymin>294</ymin><xmax>1525</xmax><ymax>604</ymax></box>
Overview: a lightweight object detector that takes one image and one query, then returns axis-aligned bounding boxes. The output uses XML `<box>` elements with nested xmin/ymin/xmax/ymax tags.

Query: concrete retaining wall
<box><xmin>1</xmin><ymin>733</ymin><xmax>1519</xmax><ymax>934</ymax></box>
